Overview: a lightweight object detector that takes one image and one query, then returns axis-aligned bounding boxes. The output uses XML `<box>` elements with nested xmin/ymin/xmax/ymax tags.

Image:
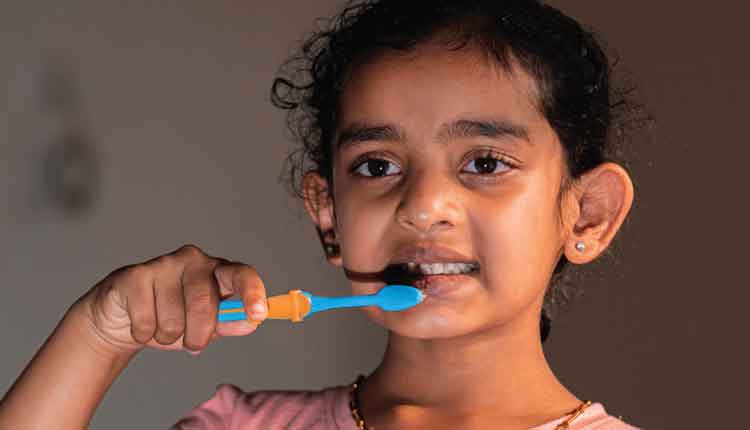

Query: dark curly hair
<box><xmin>271</xmin><ymin>0</ymin><xmax>646</xmax><ymax>342</ymax></box>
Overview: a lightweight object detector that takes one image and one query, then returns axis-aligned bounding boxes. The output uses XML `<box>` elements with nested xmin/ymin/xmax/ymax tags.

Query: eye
<box><xmin>352</xmin><ymin>158</ymin><xmax>402</xmax><ymax>178</ymax></box>
<box><xmin>462</xmin><ymin>152</ymin><xmax>517</xmax><ymax>175</ymax></box>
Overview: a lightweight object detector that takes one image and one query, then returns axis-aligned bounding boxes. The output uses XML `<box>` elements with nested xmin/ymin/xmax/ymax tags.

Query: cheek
<box><xmin>334</xmin><ymin>188</ymin><xmax>395</xmax><ymax>270</ymax></box>
<box><xmin>473</xmin><ymin>181</ymin><xmax>561</xmax><ymax>302</ymax></box>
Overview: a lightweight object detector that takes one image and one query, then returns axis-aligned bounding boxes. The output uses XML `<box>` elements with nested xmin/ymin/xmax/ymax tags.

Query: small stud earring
<box><xmin>575</xmin><ymin>242</ymin><xmax>586</xmax><ymax>252</ymax></box>
<box><xmin>324</xmin><ymin>243</ymin><xmax>340</xmax><ymax>257</ymax></box>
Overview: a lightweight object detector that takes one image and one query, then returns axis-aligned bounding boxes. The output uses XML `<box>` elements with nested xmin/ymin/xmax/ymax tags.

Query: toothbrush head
<box><xmin>376</xmin><ymin>285</ymin><xmax>425</xmax><ymax>311</ymax></box>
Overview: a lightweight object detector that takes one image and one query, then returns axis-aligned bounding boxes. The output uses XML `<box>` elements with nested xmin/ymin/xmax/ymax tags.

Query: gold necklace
<box><xmin>349</xmin><ymin>374</ymin><xmax>593</xmax><ymax>430</ymax></box>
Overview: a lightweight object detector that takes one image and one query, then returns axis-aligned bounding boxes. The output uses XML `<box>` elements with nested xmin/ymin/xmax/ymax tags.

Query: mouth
<box><xmin>342</xmin><ymin>244</ymin><xmax>481</xmax><ymax>297</ymax></box>
<box><xmin>381</xmin><ymin>261</ymin><xmax>480</xmax><ymax>291</ymax></box>
<box><xmin>404</xmin><ymin>262</ymin><xmax>479</xmax><ymax>276</ymax></box>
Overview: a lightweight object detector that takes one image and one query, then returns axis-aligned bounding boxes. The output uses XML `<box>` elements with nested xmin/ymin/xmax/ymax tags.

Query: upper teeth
<box><xmin>406</xmin><ymin>262</ymin><xmax>478</xmax><ymax>275</ymax></box>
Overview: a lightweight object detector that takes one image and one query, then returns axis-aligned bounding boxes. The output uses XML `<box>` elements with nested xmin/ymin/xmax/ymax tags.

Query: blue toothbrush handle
<box><xmin>218</xmin><ymin>310</ymin><xmax>250</xmax><ymax>322</ymax></box>
<box><xmin>217</xmin><ymin>299</ymin><xmax>248</xmax><ymax>322</ymax></box>
<box><xmin>305</xmin><ymin>292</ymin><xmax>379</xmax><ymax>315</ymax></box>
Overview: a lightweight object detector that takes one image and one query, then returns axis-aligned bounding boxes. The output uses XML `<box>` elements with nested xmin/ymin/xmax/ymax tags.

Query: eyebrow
<box><xmin>335</xmin><ymin>118</ymin><xmax>531</xmax><ymax>151</ymax></box>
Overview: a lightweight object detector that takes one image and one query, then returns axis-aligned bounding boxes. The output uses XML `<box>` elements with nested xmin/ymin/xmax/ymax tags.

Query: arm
<box><xmin>0</xmin><ymin>244</ymin><xmax>267</xmax><ymax>430</ymax></box>
<box><xmin>0</xmin><ymin>299</ymin><xmax>138</xmax><ymax>430</ymax></box>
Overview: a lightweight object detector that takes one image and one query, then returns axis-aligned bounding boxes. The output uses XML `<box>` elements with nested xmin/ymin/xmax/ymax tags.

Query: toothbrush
<box><xmin>217</xmin><ymin>285</ymin><xmax>424</xmax><ymax>323</ymax></box>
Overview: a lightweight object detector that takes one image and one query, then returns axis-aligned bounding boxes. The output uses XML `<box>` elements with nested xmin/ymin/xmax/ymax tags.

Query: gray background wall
<box><xmin>1</xmin><ymin>1</ymin><xmax>746</xmax><ymax>429</ymax></box>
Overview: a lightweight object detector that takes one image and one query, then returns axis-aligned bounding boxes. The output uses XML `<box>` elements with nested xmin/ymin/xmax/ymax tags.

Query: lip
<box><xmin>413</xmin><ymin>272</ymin><xmax>479</xmax><ymax>298</ymax></box>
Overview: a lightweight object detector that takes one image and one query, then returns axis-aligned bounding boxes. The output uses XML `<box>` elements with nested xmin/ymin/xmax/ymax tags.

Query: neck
<box><xmin>358</xmin><ymin>311</ymin><xmax>581</xmax><ymax>428</ymax></box>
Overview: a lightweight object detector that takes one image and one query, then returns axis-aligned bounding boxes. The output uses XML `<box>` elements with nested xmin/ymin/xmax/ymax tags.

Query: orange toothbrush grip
<box><xmin>266</xmin><ymin>290</ymin><xmax>311</xmax><ymax>322</ymax></box>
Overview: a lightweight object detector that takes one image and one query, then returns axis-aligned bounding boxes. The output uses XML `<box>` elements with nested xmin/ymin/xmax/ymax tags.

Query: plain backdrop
<box><xmin>1</xmin><ymin>1</ymin><xmax>747</xmax><ymax>428</ymax></box>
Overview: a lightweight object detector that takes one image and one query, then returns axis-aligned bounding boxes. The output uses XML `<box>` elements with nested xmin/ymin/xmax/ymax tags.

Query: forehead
<box><xmin>337</xmin><ymin>42</ymin><xmax>547</xmax><ymax>139</ymax></box>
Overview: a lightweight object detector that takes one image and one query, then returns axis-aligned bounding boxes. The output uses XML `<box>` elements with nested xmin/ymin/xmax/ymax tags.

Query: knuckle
<box><xmin>152</xmin><ymin>254</ymin><xmax>179</xmax><ymax>269</ymax></box>
<box><xmin>121</xmin><ymin>264</ymin><xmax>151</xmax><ymax>284</ymax></box>
<box><xmin>184</xmin><ymin>271</ymin><xmax>218</xmax><ymax>293</ymax></box>
<box><xmin>131</xmin><ymin>318</ymin><xmax>156</xmax><ymax>342</ymax></box>
<box><xmin>154</xmin><ymin>332</ymin><xmax>180</xmax><ymax>346</ymax></box>
<box><xmin>183</xmin><ymin>337</ymin><xmax>210</xmax><ymax>351</ymax></box>
<box><xmin>243</xmin><ymin>264</ymin><xmax>259</xmax><ymax>276</ymax></box>
<box><xmin>131</xmin><ymin>309</ymin><xmax>156</xmax><ymax>327</ymax></box>
<box><xmin>186</xmin><ymin>294</ymin><xmax>215</xmax><ymax>314</ymax></box>
<box><xmin>236</xmin><ymin>265</ymin><xmax>262</xmax><ymax>287</ymax></box>
<box><xmin>157</xmin><ymin>317</ymin><xmax>185</xmax><ymax>338</ymax></box>
<box><xmin>183</xmin><ymin>341</ymin><xmax>202</xmax><ymax>352</ymax></box>
<box><xmin>178</xmin><ymin>244</ymin><xmax>204</xmax><ymax>259</ymax></box>
<box><xmin>108</xmin><ymin>263</ymin><xmax>133</xmax><ymax>278</ymax></box>
<box><xmin>212</xmin><ymin>256</ymin><xmax>233</xmax><ymax>267</ymax></box>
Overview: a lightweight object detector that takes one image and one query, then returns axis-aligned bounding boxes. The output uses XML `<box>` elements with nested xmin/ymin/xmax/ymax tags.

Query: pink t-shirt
<box><xmin>170</xmin><ymin>383</ymin><xmax>640</xmax><ymax>430</ymax></box>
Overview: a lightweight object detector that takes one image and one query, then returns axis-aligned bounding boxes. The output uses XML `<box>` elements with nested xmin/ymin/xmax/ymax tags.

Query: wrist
<box><xmin>67</xmin><ymin>296</ymin><xmax>143</xmax><ymax>360</ymax></box>
<box><xmin>0</xmin><ymin>295</ymin><xmax>140</xmax><ymax>429</ymax></box>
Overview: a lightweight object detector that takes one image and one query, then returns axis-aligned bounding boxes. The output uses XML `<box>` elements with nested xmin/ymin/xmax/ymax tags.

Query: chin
<box><xmin>361</xmin><ymin>304</ymin><xmax>479</xmax><ymax>340</ymax></box>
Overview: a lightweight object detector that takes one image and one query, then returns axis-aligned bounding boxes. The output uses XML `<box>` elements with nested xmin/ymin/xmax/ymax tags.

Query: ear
<box><xmin>562</xmin><ymin>162</ymin><xmax>634</xmax><ymax>264</ymax></box>
<box><xmin>302</xmin><ymin>171</ymin><xmax>342</xmax><ymax>267</ymax></box>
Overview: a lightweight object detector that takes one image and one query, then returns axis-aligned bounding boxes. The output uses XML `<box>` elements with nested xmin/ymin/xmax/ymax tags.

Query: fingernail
<box><xmin>251</xmin><ymin>301</ymin><xmax>267</xmax><ymax>316</ymax></box>
<box><xmin>187</xmin><ymin>349</ymin><xmax>202</xmax><ymax>356</ymax></box>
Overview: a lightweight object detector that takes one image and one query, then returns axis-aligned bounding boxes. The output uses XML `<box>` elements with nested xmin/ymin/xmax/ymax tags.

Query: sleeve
<box><xmin>169</xmin><ymin>384</ymin><xmax>242</xmax><ymax>430</ymax></box>
<box><xmin>169</xmin><ymin>384</ymin><xmax>334</xmax><ymax>430</ymax></box>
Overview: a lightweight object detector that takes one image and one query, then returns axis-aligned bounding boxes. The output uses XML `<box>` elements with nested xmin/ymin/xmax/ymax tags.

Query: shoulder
<box><xmin>532</xmin><ymin>402</ymin><xmax>640</xmax><ymax>430</ymax></box>
<box><xmin>170</xmin><ymin>383</ymin><xmax>353</xmax><ymax>430</ymax></box>
<box><xmin>571</xmin><ymin>403</ymin><xmax>641</xmax><ymax>430</ymax></box>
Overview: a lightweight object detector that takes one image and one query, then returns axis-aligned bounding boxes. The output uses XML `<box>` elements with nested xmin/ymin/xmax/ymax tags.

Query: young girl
<box><xmin>0</xmin><ymin>1</ymin><xmax>641</xmax><ymax>429</ymax></box>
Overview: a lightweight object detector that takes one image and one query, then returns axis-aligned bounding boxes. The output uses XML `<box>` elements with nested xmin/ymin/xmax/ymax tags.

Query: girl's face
<box><xmin>309</xmin><ymin>42</ymin><xmax>575</xmax><ymax>339</ymax></box>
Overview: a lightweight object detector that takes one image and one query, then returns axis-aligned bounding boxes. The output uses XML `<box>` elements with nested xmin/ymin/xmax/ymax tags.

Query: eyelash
<box><xmin>349</xmin><ymin>150</ymin><xmax>520</xmax><ymax>180</ymax></box>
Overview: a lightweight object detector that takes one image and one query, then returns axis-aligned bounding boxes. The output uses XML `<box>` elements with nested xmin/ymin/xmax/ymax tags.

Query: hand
<box><xmin>76</xmin><ymin>244</ymin><xmax>267</xmax><ymax>355</ymax></box>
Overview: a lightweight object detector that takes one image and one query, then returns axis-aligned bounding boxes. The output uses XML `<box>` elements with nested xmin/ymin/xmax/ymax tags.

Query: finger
<box><xmin>215</xmin><ymin>319</ymin><xmax>260</xmax><ymax>337</ymax></box>
<box><xmin>211</xmin><ymin>257</ymin><xmax>235</xmax><ymax>300</ymax></box>
<box><xmin>119</xmin><ymin>266</ymin><xmax>157</xmax><ymax>345</ymax></box>
<box><xmin>181</xmin><ymin>264</ymin><xmax>220</xmax><ymax>352</ymax></box>
<box><xmin>152</xmin><ymin>263</ymin><xmax>186</xmax><ymax>346</ymax></box>
<box><xmin>212</xmin><ymin>260</ymin><xmax>239</xmax><ymax>298</ymax></box>
<box><xmin>145</xmin><ymin>334</ymin><xmax>186</xmax><ymax>351</ymax></box>
<box><xmin>214</xmin><ymin>263</ymin><xmax>268</xmax><ymax>323</ymax></box>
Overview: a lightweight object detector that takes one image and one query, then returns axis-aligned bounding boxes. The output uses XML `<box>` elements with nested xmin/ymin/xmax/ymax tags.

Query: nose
<box><xmin>395</xmin><ymin>171</ymin><xmax>462</xmax><ymax>235</ymax></box>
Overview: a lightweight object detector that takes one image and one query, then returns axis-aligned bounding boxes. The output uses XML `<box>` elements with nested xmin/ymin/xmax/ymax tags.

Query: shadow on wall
<box><xmin>15</xmin><ymin>56</ymin><xmax>101</xmax><ymax>218</ymax></box>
